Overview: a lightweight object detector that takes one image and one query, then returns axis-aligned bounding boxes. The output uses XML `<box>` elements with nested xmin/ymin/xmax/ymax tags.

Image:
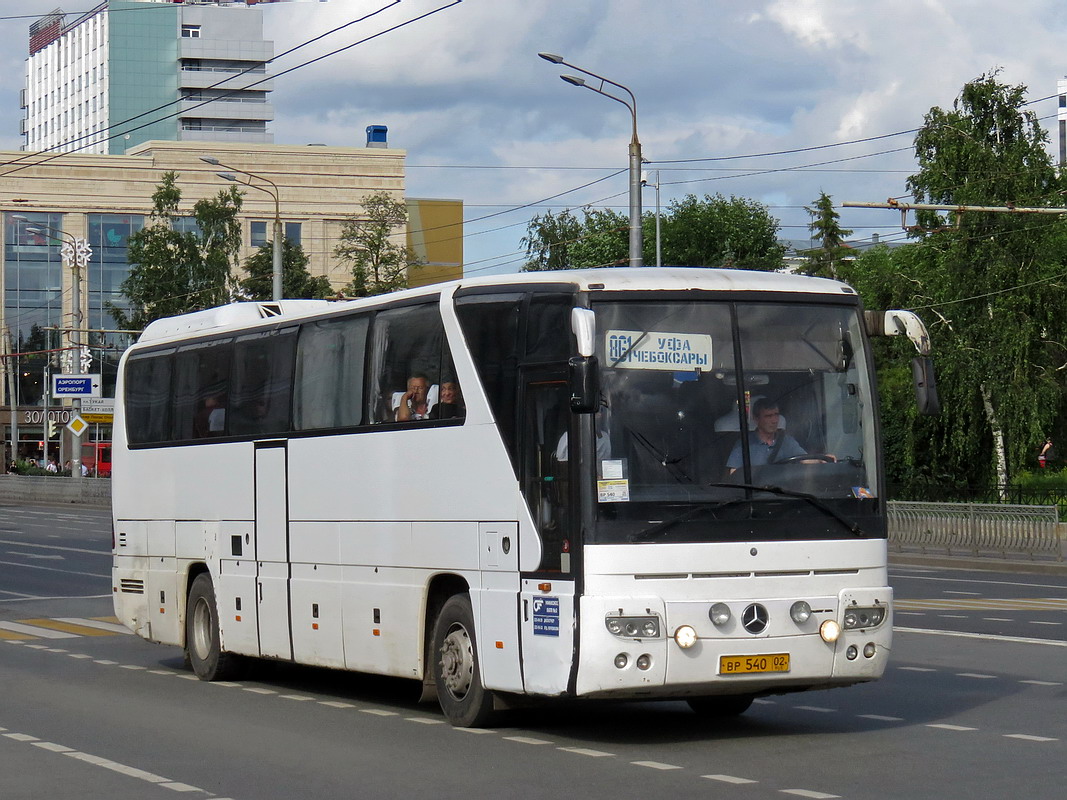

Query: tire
<box><xmin>687</xmin><ymin>694</ymin><xmax>754</xmax><ymax>717</ymax></box>
<box><xmin>431</xmin><ymin>594</ymin><xmax>494</xmax><ymax>728</ymax></box>
<box><xmin>185</xmin><ymin>573</ymin><xmax>240</xmax><ymax>681</ymax></box>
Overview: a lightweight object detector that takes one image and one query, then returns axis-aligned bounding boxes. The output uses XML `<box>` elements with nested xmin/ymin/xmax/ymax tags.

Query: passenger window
<box><xmin>125</xmin><ymin>351</ymin><xmax>173</xmax><ymax>444</ymax></box>
<box><xmin>230</xmin><ymin>328</ymin><xmax>297</xmax><ymax>436</ymax></box>
<box><xmin>172</xmin><ymin>340</ymin><xmax>232</xmax><ymax>440</ymax></box>
<box><xmin>293</xmin><ymin>314</ymin><xmax>369</xmax><ymax>430</ymax></box>
<box><xmin>370</xmin><ymin>302</ymin><xmax>460</xmax><ymax>424</ymax></box>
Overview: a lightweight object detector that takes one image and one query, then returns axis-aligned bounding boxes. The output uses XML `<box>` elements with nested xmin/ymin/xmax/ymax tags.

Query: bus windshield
<box><xmin>590</xmin><ymin>299</ymin><xmax>881</xmax><ymax>544</ymax></box>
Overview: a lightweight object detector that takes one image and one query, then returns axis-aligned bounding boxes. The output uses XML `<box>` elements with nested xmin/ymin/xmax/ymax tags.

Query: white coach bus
<box><xmin>111</xmin><ymin>268</ymin><xmax>937</xmax><ymax>727</ymax></box>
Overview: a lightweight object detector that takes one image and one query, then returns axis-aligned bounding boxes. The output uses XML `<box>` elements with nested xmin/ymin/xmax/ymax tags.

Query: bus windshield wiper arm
<box><xmin>705</xmin><ymin>483</ymin><xmax>866</xmax><ymax>538</ymax></box>
<box><xmin>627</xmin><ymin>426</ymin><xmax>693</xmax><ymax>484</ymax></box>
<box><xmin>631</xmin><ymin>498</ymin><xmax>748</xmax><ymax>542</ymax></box>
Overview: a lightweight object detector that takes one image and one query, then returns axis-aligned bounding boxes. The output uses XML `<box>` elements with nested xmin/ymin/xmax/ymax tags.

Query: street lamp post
<box><xmin>539</xmin><ymin>52</ymin><xmax>643</xmax><ymax>268</ymax></box>
<box><xmin>200</xmin><ymin>157</ymin><xmax>283</xmax><ymax>301</ymax></box>
<box><xmin>14</xmin><ymin>216</ymin><xmax>90</xmax><ymax>481</ymax></box>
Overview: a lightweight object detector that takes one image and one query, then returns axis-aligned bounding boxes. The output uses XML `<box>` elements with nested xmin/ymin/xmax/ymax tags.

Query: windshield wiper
<box><xmin>625</xmin><ymin>425</ymin><xmax>694</xmax><ymax>484</ymax></box>
<box><xmin>630</xmin><ymin>497</ymin><xmax>750</xmax><ymax>542</ymax></box>
<box><xmin>705</xmin><ymin>482</ymin><xmax>867</xmax><ymax>538</ymax></box>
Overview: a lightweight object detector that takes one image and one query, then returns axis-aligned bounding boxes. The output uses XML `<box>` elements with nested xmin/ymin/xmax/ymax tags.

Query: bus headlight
<box><xmin>674</xmin><ymin>625</ymin><xmax>698</xmax><ymax>649</ymax></box>
<box><xmin>842</xmin><ymin>606</ymin><xmax>886</xmax><ymax>630</ymax></box>
<box><xmin>605</xmin><ymin>615</ymin><xmax>660</xmax><ymax>639</ymax></box>
<box><xmin>789</xmin><ymin>601</ymin><xmax>812</xmax><ymax>624</ymax></box>
<box><xmin>820</xmin><ymin>619</ymin><xmax>841</xmax><ymax>643</ymax></box>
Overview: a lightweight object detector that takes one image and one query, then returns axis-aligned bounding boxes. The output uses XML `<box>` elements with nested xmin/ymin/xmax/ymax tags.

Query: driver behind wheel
<box><xmin>726</xmin><ymin>397</ymin><xmax>833</xmax><ymax>474</ymax></box>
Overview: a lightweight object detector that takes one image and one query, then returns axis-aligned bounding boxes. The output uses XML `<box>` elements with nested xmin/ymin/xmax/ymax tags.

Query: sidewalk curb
<box><xmin>890</xmin><ymin>552</ymin><xmax>1067</xmax><ymax>576</ymax></box>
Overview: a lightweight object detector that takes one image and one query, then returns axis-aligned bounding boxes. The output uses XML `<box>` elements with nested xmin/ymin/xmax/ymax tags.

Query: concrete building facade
<box><xmin>22</xmin><ymin>0</ymin><xmax>275</xmax><ymax>155</ymax></box>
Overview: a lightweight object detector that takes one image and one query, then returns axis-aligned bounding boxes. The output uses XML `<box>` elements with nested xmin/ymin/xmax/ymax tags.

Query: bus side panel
<box><xmin>291</xmin><ymin>563</ymin><xmax>345</xmax><ymax>668</ymax></box>
<box><xmin>146</xmin><ymin>557</ymin><xmax>181</xmax><ymax>646</ymax></box>
<box><xmin>519</xmin><ymin>579</ymin><xmax>576</xmax><ymax>696</ymax></box>
<box><xmin>474</xmin><ymin>521</ymin><xmax>523</xmax><ymax>693</ymax></box>
<box><xmin>217</xmin><ymin>558</ymin><xmax>260</xmax><ymax>656</ymax></box>
<box><xmin>341</xmin><ymin>565</ymin><xmax>428</xmax><ymax>678</ymax></box>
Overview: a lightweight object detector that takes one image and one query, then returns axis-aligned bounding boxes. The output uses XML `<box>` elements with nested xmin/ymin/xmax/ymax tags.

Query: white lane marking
<box><xmin>45</xmin><ymin>648</ymin><xmax>67</xmax><ymax>653</ymax></box>
<box><xmin>214</xmin><ymin>682</ymin><xmax>242</xmax><ymax>688</ymax></box>
<box><xmin>704</xmin><ymin>774</ymin><xmax>758</xmax><ymax>785</ymax></box>
<box><xmin>406</xmin><ymin>717</ymin><xmax>444</xmax><ymax>725</ymax></box>
<box><xmin>938</xmin><ymin>614</ymin><xmax>967</xmax><ymax>619</ymax></box>
<box><xmin>54</xmin><ymin>618</ymin><xmax>132</xmax><ymax>635</ymax></box>
<box><xmin>33</xmin><ymin>742</ymin><xmax>75</xmax><ymax>753</ymax></box>
<box><xmin>93</xmin><ymin>660</ymin><xmax>118</xmax><ymax>666</ymax></box>
<box><xmin>4</xmin><ymin>733</ymin><xmax>40</xmax><ymax>742</ymax></box>
<box><xmin>895</xmin><ymin>627</ymin><xmax>1067</xmax><ymax>648</ymax></box>
<box><xmin>0</xmin><ymin>589</ymin><xmax>38</xmax><ymax>598</ymax></box>
<box><xmin>927</xmin><ymin>724</ymin><xmax>978</xmax><ymax>731</ymax></box>
<box><xmin>0</xmin><ymin>621</ymin><xmax>77</xmax><ymax>639</ymax></box>
<box><xmin>319</xmin><ymin>701</ymin><xmax>355</xmax><ymax>708</ymax></box>
<box><xmin>0</xmin><ymin>594</ymin><xmax>112</xmax><ymax>604</ymax></box>
<box><xmin>753</xmin><ymin>698</ymin><xmax>776</xmax><ymax>705</ymax></box>
<box><xmin>505</xmin><ymin>736</ymin><xmax>551</xmax><ymax>745</ymax></box>
<box><xmin>178</xmin><ymin>675</ymin><xmax>200</xmax><ymax>681</ymax></box>
<box><xmin>632</xmin><ymin>761</ymin><xmax>681</xmax><ymax>770</ymax></box>
<box><xmin>23</xmin><ymin>644</ymin><xmax>49</xmax><ymax>650</ymax></box>
<box><xmin>896</xmin><ymin>612</ymin><xmax>926</xmax><ymax>616</ymax></box>
<box><xmin>149</xmin><ymin>669</ymin><xmax>175</xmax><ymax>675</ymax></box>
<box><xmin>795</xmin><ymin>706</ymin><xmax>835</xmax><ymax>713</ymax></box>
<box><xmin>1004</xmin><ymin>734</ymin><xmax>1058</xmax><ymax>742</ymax></box>
<box><xmin>1020</xmin><ymin>680</ymin><xmax>1062</xmax><ymax>686</ymax></box>
<box><xmin>455</xmin><ymin>727</ymin><xmax>495</xmax><ymax>734</ymax></box>
<box><xmin>558</xmin><ymin>747</ymin><xmax>614</xmax><ymax>757</ymax></box>
<box><xmin>0</xmin><ymin>539</ymin><xmax>109</xmax><ymax>556</ymax></box>
<box><xmin>0</xmin><ymin>560</ymin><xmax>108</xmax><ymax>579</ymax></box>
<box><xmin>858</xmin><ymin>714</ymin><xmax>903</xmax><ymax>722</ymax></box>
<box><xmin>944</xmin><ymin>591</ymin><xmax>982</xmax><ymax>595</ymax></box>
<box><xmin>6</xmin><ymin>552</ymin><xmax>64</xmax><ymax>560</ymax></box>
<box><xmin>983</xmin><ymin>618</ymin><xmax>1012</xmax><ymax>622</ymax></box>
<box><xmin>242</xmin><ymin>688</ymin><xmax>276</xmax><ymax>695</ymax></box>
<box><xmin>898</xmin><ymin>666</ymin><xmax>936</xmax><ymax>672</ymax></box>
<box><xmin>781</xmin><ymin>790</ymin><xmax>840</xmax><ymax>799</ymax></box>
<box><xmin>67</xmin><ymin>654</ymin><xmax>93</xmax><ymax>659</ymax></box>
<box><xmin>120</xmin><ymin>665</ymin><xmax>146</xmax><ymax>671</ymax></box>
<box><xmin>160</xmin><ymin>782</ymin><xmax>201</xmax><ymax>792</ymax></box>
<box><xmin>280</xmin><ymin>695</ymin><xmax>314</xmax><ymax>701</ymax></box>
<box><xmin>956</xmin><ymin>673</ymin><xmax>997</xmax><ymax>679</ymax></box>
<box><xmin>891</xmin><ymin>574</ymin><xmax>1067</xmax><ymax>591</ymax></box>
<box><xmin>361</xmin><ymin>709</ymin><xmax>397</xmax><ymax>717</ymax></box>
<box><xmin>66</xmin><ymin>751</ymin><xmax>168</xmax><ymax>783</ymax></box>
<box><xmin>1030</xmin><ymin>621</ymin><xmax>1062</xmax><ymax>626</ymax></box>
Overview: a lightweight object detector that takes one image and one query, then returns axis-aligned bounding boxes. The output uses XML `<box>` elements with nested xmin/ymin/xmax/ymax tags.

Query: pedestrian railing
<box><xmin>888</xmin><ymin>500</ymin><xmax>1066</xmax><ymax>561</ymax></box>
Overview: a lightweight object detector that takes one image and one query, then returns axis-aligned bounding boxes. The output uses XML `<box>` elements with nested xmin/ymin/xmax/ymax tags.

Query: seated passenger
<box><xmin>395</xmin><ymin>374</ymin><xmax>433</xmax><ymax>421</ymax></box>
<box><xmin>428</xmin><ymin>381</ymin><xmax>464</xmax><ymax>419</ymax></box>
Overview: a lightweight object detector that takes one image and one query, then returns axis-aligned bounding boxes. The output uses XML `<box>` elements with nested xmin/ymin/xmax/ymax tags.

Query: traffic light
<box><xmin>47</xmin><ymin>419</ymin><xmax>58</xmax><ymax>438</ymax></box>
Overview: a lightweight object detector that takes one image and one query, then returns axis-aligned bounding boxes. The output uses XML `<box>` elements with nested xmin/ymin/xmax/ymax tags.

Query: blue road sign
<box><xmin>52</xmin><ymin>374</ymin><xmax>101</xmax><ymax>398</ymax></box>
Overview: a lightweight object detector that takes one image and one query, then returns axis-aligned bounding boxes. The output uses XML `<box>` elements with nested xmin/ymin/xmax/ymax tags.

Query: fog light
<box><xmin>790</xmin><ymin>601</ymin><xmax>812</xmax><ymax>624</ymax></box>
<box><xmin>636</xmin><ymin>654</ymin><xmax>652</xmax><ymax>671</ymax></box>
<box><xmin>846</xmin><ymin>645</ymin><xmax>858</xmax><ymax>660</ymax></box>
<box><xmin>820</xmin><ymin>619</ymin><xmax>841</xmax><ymax>643</ymax></box>
<box><xmin>863</xmin><ymin>643</ymin><xmax>877</xmax><ymax>659</ymax></box>
<box><xmin>674</xmin><ymin>625</ymin><xmax>698</xmax><ymax>649</ymax></box>
<box><xmin>614</xmin><ymin>653</ymin><xmax>628</xmax><ymax>669</ymax></box>
<box><xmin>624</xmin><ymin>621</ymin><xmax>639</xmax><ymax>636</ymax></box>
<box><xmin>842</xmin><ymin>606</ymin><xmax>886</xmax><ymax>630</ymax></box>
<box><xmin>642</xmin><ymin>620</ymin><xmax>658</xmax><ymax>637</ymax></box>
<box><xmin>607</xmin><ymin>618</ymin><xmax>622</xmax><ymax>635</ymax></box>
<box><xmin>709</xmin><ymin>603</ymin><xmax>731</xmax><ymax>626</ymax></box>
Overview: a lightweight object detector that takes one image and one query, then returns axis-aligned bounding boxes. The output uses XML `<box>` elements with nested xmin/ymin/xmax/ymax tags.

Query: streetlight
<box><xmin>538</xmin><ymin>52</ymin><xmax>643</xmax><ymax>267</ymax></box>
<box><xmin>200</xmin><ymin>156</ymin><xmax>283</xmax><ymax>301</ymax></box>
<box><xmin>13</xmin><ymin>215</ymin><xmax>91</xmax><ymax>481</ymax></box>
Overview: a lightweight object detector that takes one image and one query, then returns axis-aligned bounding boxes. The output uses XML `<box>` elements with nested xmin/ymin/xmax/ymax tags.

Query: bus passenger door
<box><xmin>255</xmin><ymin>441</ymin><xmax>292</xmax><ymax>660</ymax></box>
<box><xmin>518</xmin><ymin>376</ymin><xmax>577</xmax><ymax>695</ymax></box>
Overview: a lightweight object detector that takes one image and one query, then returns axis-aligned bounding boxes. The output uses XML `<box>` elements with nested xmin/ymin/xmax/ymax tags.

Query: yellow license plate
<box><xmin>719</xmin><ymin>653</ymin><xmax>790</xmax><ymax>675</ymax></box>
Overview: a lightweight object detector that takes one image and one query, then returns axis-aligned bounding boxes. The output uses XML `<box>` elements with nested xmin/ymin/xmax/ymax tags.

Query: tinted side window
<box><xmin>125</xmin><ymin>352</ymin><xmax>173</xmax><ymax>444</ymax></box>
<box><xmin>526</xmin><ymin>294</ymin><xmax>573</xmax><ymax>362</ymax></box>
<box><xmin>370</xmin><ymin>302</ymin><xmax>459</xmax><ymax>423</ymax></box>
<box><xmin>455</xmin><ymin>293</ymin><xmax>523</xmax><ymax>460</ymax></box>
<box><xmin>172</xmin><ymin>340</ymin><xmax>232</xmax><ymax>440</ymax></box>
<box><xmin>230</xmin><ymin>328</ymin><xmax>297</xmax><ymax>436</ymax></box>
<box><xmin>293</xmin><ymin>314</ymin><xmax>369</xmax><ymax>430</ymax></box>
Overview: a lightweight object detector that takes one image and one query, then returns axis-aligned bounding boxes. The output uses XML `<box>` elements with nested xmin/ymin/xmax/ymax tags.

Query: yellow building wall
<box><xmin>406</xmin><ymin>197</ymin><xmax>463</xmax><ymax>287</ymax></box>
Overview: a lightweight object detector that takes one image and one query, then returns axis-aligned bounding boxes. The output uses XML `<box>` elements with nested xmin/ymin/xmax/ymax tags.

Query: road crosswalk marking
<box><xmin>0</xmin><ymin>616</ymin><xmax>130</xmax><ymax>641</ymax></box>
<box><xmin>895</xmin><ymin>598</ymin><xmax>1067</xmax><ymax>611</ymax></box>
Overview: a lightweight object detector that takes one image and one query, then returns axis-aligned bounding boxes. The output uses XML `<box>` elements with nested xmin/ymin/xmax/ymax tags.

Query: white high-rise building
<box><xmin>22</xmin><ymin>0</ymin><xmax>276</xmax><ymax>154</ymax></box>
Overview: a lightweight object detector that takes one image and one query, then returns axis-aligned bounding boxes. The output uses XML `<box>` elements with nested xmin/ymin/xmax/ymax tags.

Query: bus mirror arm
<box><xmin>865</xmin><ymin>310</ymin><xmax>931</xmax><ymax>356</ymax></box>
<box><xmin>569</xmin><ymin>355</ymin><xmax>600</xmax><ymax>413</ymax></box>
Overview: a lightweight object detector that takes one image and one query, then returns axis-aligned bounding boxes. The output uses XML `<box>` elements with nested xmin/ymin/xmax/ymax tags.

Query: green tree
<box><xmin>803</xmin><ymin>190</ymin><xmax>853</xmax><ymax>278</ymax></box>
<box><xmin>334</xmin><ymin>191</ymin><xmax>419</xmax><ymax>297</ymax></box>
<box><xmin>844</xmin><ymin>72</ymin><xmax>1067</xmax><ymax>493</ymax></box>
<box><xmin>521</xmin><ymin>208</ymin><xmax>628</xmax><ymax>271</ymax></box>
<box><xmin>659</xmin><ymin>193</ymin><xmax>786</xmax><ymax>270</ymax></box>
<box><xmin>239</xmin><ymin>238</ymin><xmax>332</xmax><ymax>300</ymax></box>
<box><xmin>114</xmin><ymin>172</ymin><xmax>242</xmax><ymax>330</ymax></box>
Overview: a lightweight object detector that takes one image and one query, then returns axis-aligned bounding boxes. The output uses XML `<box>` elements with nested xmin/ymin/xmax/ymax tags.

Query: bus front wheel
<box><xmin>687</xmin><ymin>694</ymin><xmax>754</xmax><ymax>717</ymax></box>
<box><xmin>186</xmin><ymin>573</ymin><xmax>239</xmax><ymax>681</ymax></box>
<box><xmin>431</xmin><ymin>594</ymin><xmax>494</xmax><ymax>728</ymax></box>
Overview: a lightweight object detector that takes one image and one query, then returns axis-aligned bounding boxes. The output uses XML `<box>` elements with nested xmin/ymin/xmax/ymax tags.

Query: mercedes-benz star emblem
<box><xmin>741</xmin><ymin>603</ymin><xmax>769</xmax><ymax>634</ymax></box>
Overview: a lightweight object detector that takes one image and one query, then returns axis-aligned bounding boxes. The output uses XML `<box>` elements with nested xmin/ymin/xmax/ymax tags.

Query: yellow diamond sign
<box><xmin>67</xmin><ymin>414</ymin><xmax>89</xmax><ymax>438</ymax></box>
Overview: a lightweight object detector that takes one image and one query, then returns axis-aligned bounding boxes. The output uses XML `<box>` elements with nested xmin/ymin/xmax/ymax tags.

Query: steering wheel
<box><xmin>773</xmin><ymin>453</ymin><xmax>835</xmax><ymax>465</ymax></box>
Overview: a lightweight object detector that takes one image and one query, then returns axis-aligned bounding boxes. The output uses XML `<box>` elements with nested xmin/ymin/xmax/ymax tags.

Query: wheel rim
<box><xmin>191</xmin><ymin>596</ymin><xmax>213</xmax><ymax>661</ymax></box>
<box><xmin>439</xmin><ymin>622</ymin><xmax>474</xmax><ymax>701</ymax></box>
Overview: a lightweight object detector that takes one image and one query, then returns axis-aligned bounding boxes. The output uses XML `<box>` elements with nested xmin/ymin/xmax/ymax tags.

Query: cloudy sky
<box><xmin>2</xmin><ymin>0</ymin><xmax>1066</xmax><ymax>276</ymax></box>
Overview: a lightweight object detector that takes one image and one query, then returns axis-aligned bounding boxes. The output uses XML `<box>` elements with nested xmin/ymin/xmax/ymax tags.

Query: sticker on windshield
<box><xmin>601</xmin><ymin>459</ymin><xmax>625</xmax><ymax>479</ymax></box>
<box><xmin>852</xmin><ymin>486</ymin><xmax>874</xmax><ymax>498</ymax></box>
<box><xmin>598</xmin><ymin>479</ymin><xmax>630</xmax><ymax>503</ymax></box>
<box><xmin>606</xmin><ymin>330</ymin><xmax>712</xmax><ymax>371</ymax></box>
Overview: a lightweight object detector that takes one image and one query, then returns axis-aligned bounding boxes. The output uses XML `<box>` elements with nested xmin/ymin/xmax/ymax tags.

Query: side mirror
<box><xmin>571</xmin><ymin>307</ymin><xmax>596</xmax><ymax>357</ymax></box>
<box><xmin>569</xmin><ymin>355</ymin><xmax>599</xmax><ymax>413</ymax></box>
<box><xmin>911</xmin><ymin>357</ymin><xmax>940</xmax><ymax>416</ymax></box>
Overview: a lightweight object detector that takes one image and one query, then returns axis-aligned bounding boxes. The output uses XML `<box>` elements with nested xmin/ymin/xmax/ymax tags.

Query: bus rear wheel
<box><xmin>186</xmin><ymin>573</ymin><xmax>240</xmax><ymax>681</ymax></box>
<box><xmin>432</xmin><ymin>594</ymin><xmax>494</xmax><ymax>728</ymax></box>
<box><xmin>687</xmin><ymin>694</ymin><xmax>754</xmax><ymax>717</ymax></box>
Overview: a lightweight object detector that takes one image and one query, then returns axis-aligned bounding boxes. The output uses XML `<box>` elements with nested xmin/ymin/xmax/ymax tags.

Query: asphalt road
<box><xmin>1</xmin><ymin>504</ymin><xmax>1065</xmax><ymax>799</ymax></box>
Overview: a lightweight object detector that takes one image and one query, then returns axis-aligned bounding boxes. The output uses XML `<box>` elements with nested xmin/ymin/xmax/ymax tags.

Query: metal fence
<box><xmin>888</xmin><ymin>501</ymin><xmax>1066</xmax><ymax>561</ymax></box>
